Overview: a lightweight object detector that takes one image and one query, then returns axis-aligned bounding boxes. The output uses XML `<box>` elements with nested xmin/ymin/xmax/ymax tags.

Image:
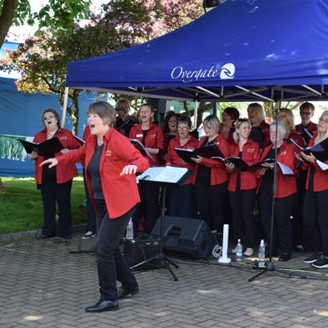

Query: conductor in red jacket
<box><xmin>41</xmin><ymin>101</ymin><xmax>149</xmax><ymax>313</ymax></box>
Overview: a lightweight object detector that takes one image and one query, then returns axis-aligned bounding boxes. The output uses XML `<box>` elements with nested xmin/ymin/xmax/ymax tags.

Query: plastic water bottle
<box><xmin>126</xmin><ymin>218</ymin><xmax>134</xmax><ymax>240</ymax></box>
<box><xmin>258</xmin><ymin>239</ymin><xmax>266</xmax><ymax>268</ymax></box>
<box><xmin>236</xmin><ymin>239</ymin><xmax>243</xmax><ymax>262</ymax></box>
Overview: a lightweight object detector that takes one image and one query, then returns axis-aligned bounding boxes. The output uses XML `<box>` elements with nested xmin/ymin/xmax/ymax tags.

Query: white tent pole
<box><xmin>194</xmin><ymin>95</ymin><xmax>198</xmax><ymax>130</ymax></box>
<box><xmin>61</xmin><ymin>87</ymin><xmax>69</xmax><ymax>128</ymax></box>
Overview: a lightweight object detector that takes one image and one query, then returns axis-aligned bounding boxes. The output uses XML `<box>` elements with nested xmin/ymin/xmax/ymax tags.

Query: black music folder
<box><xmin>19</xmin><ymin>137</ymin><xmax>64</xmax><ymax>157</ymax></box>
<box><xmin>289</xmin><ymin>137</ymin><xmax>328</xmax><ymax>162</ymax></box>
<box><xmin>174</xmin><ymin>144</ymin><xmax>224</xmax><ymax>164</ymax></box>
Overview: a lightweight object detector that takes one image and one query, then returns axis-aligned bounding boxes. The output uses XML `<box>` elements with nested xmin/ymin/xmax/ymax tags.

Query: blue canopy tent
<box><xmin>66</xmin><ymin>0</ymin><xmax>328</xmax><ymax>103</ymax></box>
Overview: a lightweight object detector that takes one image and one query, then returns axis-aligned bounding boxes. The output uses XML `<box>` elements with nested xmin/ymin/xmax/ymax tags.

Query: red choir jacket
<box><xmin>227</xmin><ymin>138</ymin><xmax>260</xmax><ymax>192</ymax></box>
<box><xmin>166</xmin><ymin>135</ymin><xmax>199</xmax><ymax>185</ymax></box>
<box><xmin>287</xmin><ymin>130</ymin><xmax>305</xmax><ymax>153</ymax></box>
<box><xmin>302</xmin><ymin>132</ymin><xmax>328</xmax><ymax>192</ymax></box>
<box><xmin>257</xmin><ymin>141</ymin><xmax>297</xmax><ymax>198</ymax></box>
<box><xmin>195</xmin><ymin>134</ymin><xmax>230</xmax><ymax>185</ymax></box>
<box><xmin>129</xmin><ymin>123</ymin><xmax>164</xmax><ymax>166</ymax></box>
<box><xmin>33</xmin><ymin>128</ymin><xmax>81</xmax><ymax>184</ymax></box>
<box><xmin>56</xmin><ymin>128</ymin><xmax>149</xmax><ymax>219</ymax></box>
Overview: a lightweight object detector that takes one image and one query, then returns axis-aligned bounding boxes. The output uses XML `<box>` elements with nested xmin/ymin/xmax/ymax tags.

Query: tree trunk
<box><xmin>0</xmin><ymin>0</ymin><xmax>19</xmax><ymax>48</ymax></box>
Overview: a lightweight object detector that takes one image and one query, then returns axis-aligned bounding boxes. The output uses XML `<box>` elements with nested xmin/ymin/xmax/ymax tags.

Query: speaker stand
<box><xmin>130</xmin><ymin>185</ymin><xmax>179</xmax><ymax>281</ymax></box>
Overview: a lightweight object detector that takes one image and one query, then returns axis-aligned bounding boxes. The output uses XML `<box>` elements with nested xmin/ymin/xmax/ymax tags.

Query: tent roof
<box><xmin>66</xmin><ymin>0</ymin><xmax>328</xmax><ymax>102</ymax></box>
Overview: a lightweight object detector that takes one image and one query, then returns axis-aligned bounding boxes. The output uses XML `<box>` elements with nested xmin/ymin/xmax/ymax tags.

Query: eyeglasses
<box><xmin>300</xmin><ymin>112</ymin><xmax>311</xmax><ymax>116</ymax></box>
<box><xmin>319</xmin><ymin>118</ymin><xmax>328</xmax><ymax>124</ymax></box>
<box><xmin>278</xmin><ymin>115</ymin><xmax>286</xmax><ymax>119</ymax></box>
<box><xmin>178</xmin><ymin>126</ymin><xmax>190</xmax><ymax>131</ymax></box>
<box><xmin>43</xmin><ymin>115</ymin><xmax>55</xmax><ymax>121</ymax></box>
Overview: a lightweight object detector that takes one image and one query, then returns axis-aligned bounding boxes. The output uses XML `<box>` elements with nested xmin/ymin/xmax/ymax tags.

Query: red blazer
<box><xmin>303</xmin><ymin>132</ymin><xmax>328</xmax><ymax>192</ymax></box>
<box><xmin>57</xmin><ymin>128</ymin><xmax>149</xmax><ymax>219</ymax></box>
<box><xmin>195</xmin><ymin>134</ymin><xmax>230</xmax><ymax>185</ymax></box>
<box><xmin>129</xmin><ymin>123</ymin><xmax>164</xmax><ymax>166</ymax></box>
<box><xmin>228</xmin><ymin>138</ymin><xmax>260</xmax><ymax>192</ymax></box>
<box><xmin>287</xmin><ymin>130</ymin><xmax>305</xmax><ymax>153</ymax></box>
<box><xmin>257</xmin><ymin>141</ymin><xmax>297</xmax><ymax>198</ymax></box>
<box><xmin>83</xmin><ymin>125</ymin><xmax>91</xmax><ymax>141</ymax></box>
<box><xmin>166</xmin><ymin>135</ymin><xmax>199</xmax><ymax>185</ymax></box>
<box><xmin>33</xmin><ymin>128</ymin><xmax>81</xmax><ymax>184</ymax></box>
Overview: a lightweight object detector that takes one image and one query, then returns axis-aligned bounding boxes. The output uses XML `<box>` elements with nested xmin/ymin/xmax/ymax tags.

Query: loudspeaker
<box><xmin>123</xmin><ymin>234</ymin><xmax>161</xmax><ymax>271</ymax></box>
<box><xmin>151</xmin><ymin>216</ymin><xmax>216</xmax><ymax>260</ymax></box>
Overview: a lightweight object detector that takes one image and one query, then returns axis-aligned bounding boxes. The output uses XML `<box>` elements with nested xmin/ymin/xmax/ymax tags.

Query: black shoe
<box><xmin>85</xmin><ymin>300</ymin><xmax>119</xmax><ymax>313</ymax></box>
<box><xmin>117</xmin><ymin>285</ymin><xmax>139</xmax><ymax>300</ymax></box>
<box><xmin>36</xmin><ymin>234</ymin><xmax>54</xmax><ymax>240</ymax></box>
<box><xmin>294</xmin><ymin>245</ymin><xmax>305</xmax><ymax>252</ymax></box>
<box><xmin>279</xmin><ymin>253</ymin><xmax>291</xmax><ymax>262</ymax></box>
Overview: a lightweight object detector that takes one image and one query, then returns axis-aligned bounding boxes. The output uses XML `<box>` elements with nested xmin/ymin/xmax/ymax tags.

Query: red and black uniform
<box><xmin>56</xmin><ymin>127</ymin><xmax>149</xmax><ymax>303</ymax></box>
<box><xmin>33</xmin><ymin>127</ymin><xmax>81</xmax><ymax>238</ymax></box>
<box><xmin>166</xmin><ymin>134</ymin><xmax>198</xmax><ymax>218</ymax></box>
<box><xmin>257</xmin><ymin>141</ymin><xmax>297</xmax><ymax>258</ymax></box>
<box><xmin>295</xmin><ymin>121</ymin><xmax>317</xmax><ymax>146</ymax></box>
<box><xmin>302</xmin><ymin>133</ymin><xmax>328</xmax><ymax>257</ymax></box>
<box><xmin>250</xmin><ymin>120</ymin><xmax>270</xmax><ymax>151</ymax></box>
<box><xmin>228</xmin><ymin>138</ymin><xmax>260</xmax><ymax>249</ymax></box>
<box><xmin>129</xmin><ymin>123</ymin><xmax>164</xmax><ymax>232</ymax></box>
<box><xmin>194</xmin><ymin>134</ymin><xmax>230</xmax><ymax>232</ymax></box>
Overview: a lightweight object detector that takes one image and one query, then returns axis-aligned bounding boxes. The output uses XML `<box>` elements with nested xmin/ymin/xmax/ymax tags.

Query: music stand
<box><xmin>130</xmin><ymin>166</ymin><xmax>193</xmax><ymax>281</ymax></box>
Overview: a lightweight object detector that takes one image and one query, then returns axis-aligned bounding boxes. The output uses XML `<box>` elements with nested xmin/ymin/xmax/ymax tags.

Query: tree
<box><xmin>0</xmin><ymin>0</ymin><xmax>91</xmax><ymax>48</ymax></box>
<box><xmin>1</xmin><ymin>1</ymin><xmax>204</xmax><ymax>133</ymax></box>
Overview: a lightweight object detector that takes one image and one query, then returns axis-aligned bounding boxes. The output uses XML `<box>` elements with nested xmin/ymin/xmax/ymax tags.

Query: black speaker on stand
<box><xmin>151</xmin><ymin>216</ymin><xmax>216</xmax><ymax>260</ymax></box>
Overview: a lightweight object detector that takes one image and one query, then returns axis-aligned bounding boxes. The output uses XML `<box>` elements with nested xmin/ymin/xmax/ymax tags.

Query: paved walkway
<box><xmin>1</xmin><ymin>231</ymin><xmax>328</xmax><ymax>328</ymax></box>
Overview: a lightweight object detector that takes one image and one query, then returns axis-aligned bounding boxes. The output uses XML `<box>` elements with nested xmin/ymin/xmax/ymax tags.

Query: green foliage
<box><xmin>0</xmin><ymin>176</ymin><xmax>87</xmax><ymax>234</ymax></box>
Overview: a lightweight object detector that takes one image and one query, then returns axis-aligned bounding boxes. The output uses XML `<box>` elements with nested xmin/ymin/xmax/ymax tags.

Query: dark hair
<box><xmin>223</xmin><ymin>107</ymin><xmax>240</xmax><ymax>121</ymax></box>
<box><xmin>164</xmin><ymin>111</ymin><xmax>178</xmax><ymax>132</ymax></box>
<box><xmin>41</xmin><ymin>108</ymin><xmax>61</xmax><ymax>128</ymax></box>
<box><xmin>178</xmin><ymin>114</ymin><xmax>192</xmax><ymax>128</ymax></box>
<box><xmin>300</xmin><ymin>102</ymin><xmax>315</xmax><ymax>112</ymax></box>
<box><xmin>87</xmin><ymin>101</ymin><xmax>116</xmax><ymax>127</ymax></box>
<box><xmin>115</xmin><ymin>98</ymin><xmax>130</xmax><ymax>111</ymax></box>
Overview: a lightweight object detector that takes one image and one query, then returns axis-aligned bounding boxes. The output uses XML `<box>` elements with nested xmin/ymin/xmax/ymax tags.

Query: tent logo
<box><xmin>220</xmin><ymin>63</ymin><xmax>235</xmax><ymax>80</ymax></box>
<box><xmin>170</xmin><ymin>63</ymin><xmax>235</xmax><ymax>83</ymax></box>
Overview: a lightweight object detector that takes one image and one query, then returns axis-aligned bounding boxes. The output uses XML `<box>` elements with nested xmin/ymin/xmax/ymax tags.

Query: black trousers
<box><xmin>167</xmin><ymin>183</ymin><xmax>196</xmax><ymax>218</ymax></box>
<box><xmin>195</xmin><ymin>181</ymin><xmax>227</xmax><ymax>232</ymax></box>
<box><xmin>40</xmin><ymin>178</ymin><xmax>72</xmax><ymax>237</ymax></box>
<box><xmin>133</xmin><ymin>180</ymin><xmax>160</xmax><ymax>233</ymax></box>
<box><xmin>229</xmin><ymin>188</ymin><xmax>257</xmax><ymax>248</ymax></box>
<box><xmin>95</xmin><ymin>201</ymin><xmax>138</xmax><ymax>301</ymax></box>
<box><xmin>83</xmin><ymin>169</ymin><xmax>96</xmax><ymax>233</ymax></box>
<box><xmin>303</xmin><ymin>189</ymin><xmax>328</xmax><ymax>256</ymax></box>
<box><xmin>259</xmin><ymin>189</ymin><xmax>295</xmax><ymax>255</ymax></box>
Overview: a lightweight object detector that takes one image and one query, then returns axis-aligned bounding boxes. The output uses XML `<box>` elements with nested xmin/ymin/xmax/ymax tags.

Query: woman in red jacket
<box><xmin>226</xmin><ymin>119</ymin><xmax>260</xmax><ymax>257</ymax></box>
<box><xmin>299</xmin><ymin>110</ymin><xmax>328</xmax><ymax>269</ymax></box>
<box><xmin>192</xmin><ymin>114</ymin><xmax>230</xmax><ymax>233</ymax></box>
<box><xmin>28</xmin><ymin>108</ymin><xmax>81</xmax><ymax>239</ymax></box>
<box><xmin>166</xmin><ymin>114</ymin><xmax>198</xmax><ymax>218</ymax></box>
<box><xmin>129</xmin><ymin>103</ymin><xmax>164</xmax><ymax>233</ymax></box>
<box><xmin>41</xmin><ymin>101</ymin><xmax>149</xmax><ymax>313</ymax></box>
<box><xmin>257</xmin><ymin>121</ymin><xmax>297</xmax><ymax>261</ymax></box>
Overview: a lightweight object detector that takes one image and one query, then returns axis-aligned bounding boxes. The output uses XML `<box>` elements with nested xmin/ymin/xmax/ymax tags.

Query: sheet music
<box><xmin>316</xmin><ymin>160</ymin><xmax>328</xmax><ymax>171</ymax></box>
<box><xmin>137</xmin><ymin>166</ymin><xmax>188</xmax><ymax>184</ymax></box>
<box><xmin>276</xmin><ymin>162</ymin><xmax>294</xmax><ymax>175</ymax></box>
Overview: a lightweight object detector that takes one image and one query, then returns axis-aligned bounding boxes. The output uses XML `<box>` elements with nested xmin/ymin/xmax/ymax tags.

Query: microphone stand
<box><xmin>249</xmin><ymin>109</ymin><xmax>279</xmax><ymax>281</ymax></box>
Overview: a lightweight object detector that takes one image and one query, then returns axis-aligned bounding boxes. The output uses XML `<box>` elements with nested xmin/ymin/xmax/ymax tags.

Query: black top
<box><xmin>88</xmin><ymin>144</ymin><xmax>104</xmax><ymax>200</ymax></box>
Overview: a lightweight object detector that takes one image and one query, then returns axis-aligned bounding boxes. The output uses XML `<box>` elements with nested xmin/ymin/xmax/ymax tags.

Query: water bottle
<box><xmin>126</xmin><ymin>218</ymin><xmax>134</xmax><ymax>240</ymax></box>
<box><xmin>236</xmin><ymin>239</ymin><xmax>243</xmax><ymax>262</ymax></box>
<box><xmin>258</xmin><ymin>239</ymin><xmax>266</xmax><ymax>268</ymax></box>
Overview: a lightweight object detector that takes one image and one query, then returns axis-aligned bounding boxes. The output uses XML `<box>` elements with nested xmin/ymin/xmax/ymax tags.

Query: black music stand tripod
<box><xmin>130</xmin><ymin>166</ymin><xmax>193</xmax><ymax>281</ymax></box>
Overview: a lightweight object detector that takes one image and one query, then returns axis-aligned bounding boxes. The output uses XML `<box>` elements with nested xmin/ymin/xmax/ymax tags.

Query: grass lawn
<box><xmin>0</xmin><ymin>176</ymin><xmax>87</xmax><ymax>235</ymax></box>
